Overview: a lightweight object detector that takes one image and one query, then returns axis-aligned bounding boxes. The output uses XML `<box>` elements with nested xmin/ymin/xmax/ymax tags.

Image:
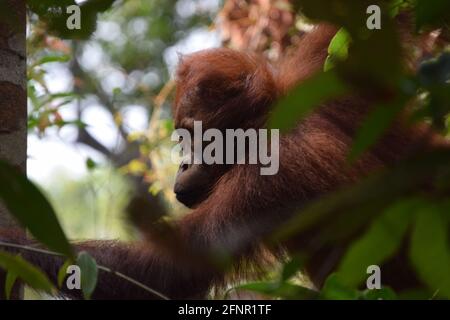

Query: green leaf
<box><xmin>77</xmin><ymin>251</ymin><xmax>98</xmax><ymax>300</ymax></box>
<box><xmin>69</xmin><ymin>119</ymin><xmax>88</xmax><ymax>129</ymax></box>
<box><xmin>336</xmin><ymin>13</ymin><xmax>402</xmax><ymax>88</ymax></box>
<box><xmin>361</xmin><ymin>287</ymin><xmax>397</xmax><ymax>300</ymax></box>
<box><xmin>149</xmin><ymin>182</ymin><xmax>162</xmax><ymax>196</ymax></box>
<box><xmin>324</xmin><ymin>28</ymin><xmax>351</xmax><ymax>71</ymax></box>
<box><xmin>280</xmin><ymin>254</ymin><xmax>305</xmax><ymax>282</ymax></box>
<box><xmin>348</xmin><ymin>95</ymin><xmax>407</xmax><ymax>162</ymax></box>
<box><xmin>329</xmin><ymin>28</ymin><xmax>350</xmax><ymax>59</ymax></box>
<box><xmin>230</xmin><ymin>281</ymin><xmax>278</xmax><ymax>295</ymax></box>
<box><xmin>273</xmin><ymin>150</ymin><xmax>450</xmax><ymax>243</ymax></box>
<box><xmin>229</xmin><ymin>281</ymin><xmax>318</xmax><ymax>300</ymax></box>
<box><xmin>161</xmin><ymin>119</ymin><xmax>175</xmax><ymax>133</ymax></box>
<box><xmin>389</xmin><ymin>0</ymin><xmax>412</xmax><ymax>18</ymax></box>
<box><xmin>39</xmin><ymin>92</ymin><xmax>79</xmax><ymax>107</ymax></box>
<box><xmin>47</xmin><ymin>92</ymin><xmax>79</xmax><ymax>100</ymax></box>
<box><xmin>82</xmin><ymin>0</ymin><xmax>117</xmax><ymax>12</ymax></box>
<box><xmin>0</xmin><ymin>251</ymin><xmax>54</xmax><ymax>295</ymax></box>
<box><xmin>27</xmin><ymin>84</ymin><xmax>39</xmax><ymax>109</ymax></box>
<box><xmin>4</xmin><ymin>271</ymin><xmax>18</xmax><ymax>300</ymax></box>
<box><xmin>409</xmin><ymin>204</ymin><xmax>450</xmax><ymax>298</ymax></box>
<box><xmin>85</xmin><ymin>157</ymin><xmax>97</xmax><ymax>171</ymax></box>
<box><xmin>321</xmin><ymin>274</ymin><xmax>358</xmax><ymax>300</ymax></box>
<box><xmin>112</xmin><ymin>87</ymin><xmax>122</xmax><ymax>97</ymax></box>
<box><xmin>397</xmin><ymin>289</ymin><xmax>434</xmax><ymax>300</ymax></box>
<box><xmin>34</xmin><ymin>55</ymin><xmax>71</xmax><ymax>66</ymax></box>
<box><xmin>337</xmin><ymin>198</ymin><xmax>421</xmax><ymax>288</ymax></box>
<box><xmin>0</xmin><ymin>160</ymin><xmax>74</xmax><ymax>258</ymax></box>
<box><xmin>295</xmin><ymin>1</ymin><xmax>369</xmax><ymax>33</ymax></box>
<box><xmin>57</xmin><ymin>259</ymin><xmax>73</xmax><ymax>288</ymax></box>
<box><xmin>27</xmin><ymin>0</ymin><xmax>117</xmax><ymax>40</ymax></box>
<box><xmin>269</xmin><ymin>71</ymin><xmax>348</xmax><ymax>131</ymax></box>
<box><xmin>415</xmin><ymin>0</ymin><xmax>450</xmax><ymax>29</ymax></box>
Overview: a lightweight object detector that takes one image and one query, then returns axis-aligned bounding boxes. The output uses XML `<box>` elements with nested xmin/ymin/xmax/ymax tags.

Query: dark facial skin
<box><xmin>173</xmin><ymin>160</ymin><xmax>218</xmax><ymax>208</ymax></box>
<box><xmin>172</xmin><ymin>130</ymin><xmax>233</xmax><ymax>207</ymax></box>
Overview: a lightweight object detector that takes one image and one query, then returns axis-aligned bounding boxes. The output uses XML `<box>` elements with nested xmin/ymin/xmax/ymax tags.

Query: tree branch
<box><xmin>76</xmin><ymin>127</ymin><xmax>113</xmax><ymax>158</ymax></box>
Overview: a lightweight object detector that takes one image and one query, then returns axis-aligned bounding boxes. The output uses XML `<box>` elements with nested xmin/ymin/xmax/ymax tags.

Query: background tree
<box><xmin>0</xmin><ymin>0</ymin><xmax>26</xmax><ymax>223</ymax></box>
<box><xmin>0</xmin><ymin>0</ymin><xmax>26</xmax><ymax>299</ymax></box>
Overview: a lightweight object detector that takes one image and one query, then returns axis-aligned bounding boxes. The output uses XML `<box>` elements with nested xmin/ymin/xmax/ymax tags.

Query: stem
<box><xmin>0</xmin><ymin>240</ymin><xmax>170</xmax><ymax>300</ymax></box>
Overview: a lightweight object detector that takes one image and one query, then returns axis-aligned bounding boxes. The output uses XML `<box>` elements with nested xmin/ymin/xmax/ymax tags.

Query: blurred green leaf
<box><xmin>27</xmin><ymin>0</ymin><xmax>117</xmax><ymax>39</ymax></box>
<box><xmin>281</xmin><ymin>255</ymin><xmax>305</xmax><ymax>282</ymax></box>
<box><xmin>273</xmin><ymin>150</ymin><xmax>450</xmax><ymax>242</ymax></box>
<box><xmin>82</xmin><ymin>0</ymin><xmax>116</xmax><ymax>12</ymax></box>
<box><xmin>77</xmin><ymin>251</ymin><xmax>98</xmax><ymax>300</ymax></box>
<box><xmin>337</xmin><ymin>198</ymin><xmax>422</xmax><ymax>287</ymax></box>
<box><xmin>0</xmin><ymin>160</ymin><xmax>74</xmax><ymax>258</ymax></box>
<box><xmin>229</xmin><ymin>281</ymin><xmax>318</xmax><ymax>300</ymax></box>
<box><xmin>27</xmin><ymin>84</ymin><xmax>39</xmax><ymax>110</ymax></box>
<box><xmin>361</xmin><ymin>287</ymin><xmax>397</xmax><ymax>300</ymax></box>
<box><xmin>409</xmin><ymin>204</ymin><xmax>450</xmax><ymax>298</ymax></box>
<box><xmin>397</xmin><ymin>289</ymin><xmax>434</xmax><ymax>299</ymax></box>
<box><xmin>4</xmin><ymin>271</ymin><xmax>18</xmax><ymax>300</ymax></box>
<box><xmin>71</xmin><ymin>119</ymin><xmax>88</xmax><ymax>129</ymax></box>
<box><xmin>149</xmin><ymin>182</ymin><xmax>162</xmax><ymax>196</ymax></box>
<box><xmin>348</xmin><ymin>95</ymin><xmax>407</xmax><ymax>162</ymax></box>
<box><xmin>324</xmin><ymin>28</ymin><xmax>351</xmax><ymax>71</ymax></box>
<box><xmin>295</xmin><ymin>0</ymin><xmax>369</xmax><ymax>32</ymax></box>
<box><xmin>389</xmin><ymin>0</ymin><xmax>405</xmax><ymax>17</ymax></box>
<box><xmin>0</xmin><ymin>251</ymin><xmax>54</xmax><ymax>295</ymax></box>
<box><xmin>425</xmin><ymin>87</ymin><xmax>450</xmax><ymax>131</ymax></box>
<box><xmin>85</xmin><ymin>157</ymin><xmax>97</xmax><ymax>171</ymax></box>
<box><xmin>161</xmin><ymin>119</ymin><xmax>175</xmax><ymax>133</ymax></box>
<box><xmin>321</xmin><ymin>274</ymin><xmax>358</xmax><ymax>300</ymax></box>
<box><xmin>112</xmin><ymin>87</ymin><xmax>122</xmax><ymax>97</ymax></box>
<box><xmin>57</xmin><ymin>259</ymin><xmax>73</xmax><ymax>288</ymax></box>
<box><xmin>415</xmin><ymin>0</ymin><xmax>450</xmax><ymax>29</ymax></box>
<box><xmin>34</xmin><ymin>55</ymin><xmax>71</xmax><ymax>66</ymax></box>
<box><xmin>338</xmin><ymin>27</ymin><xmax>402</xmax><ymax>88</ymax></box>
<box><xmin>269</xmin><ymin>71</ymin><xmax>348</xmax><ymax>131</ymax></box>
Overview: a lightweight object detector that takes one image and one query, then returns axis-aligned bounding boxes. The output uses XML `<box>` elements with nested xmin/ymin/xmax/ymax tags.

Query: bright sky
<box><xmin>28</xmin><ymin>27</ymin><xmax>221</xmax><ymax>184</ymax></box>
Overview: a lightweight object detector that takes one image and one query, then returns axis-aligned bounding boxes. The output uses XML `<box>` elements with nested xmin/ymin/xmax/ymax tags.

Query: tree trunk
<box><xmin>0</xmin><ymin>0</ymin><xmax>26</xmax><ymax>299</ymax></box>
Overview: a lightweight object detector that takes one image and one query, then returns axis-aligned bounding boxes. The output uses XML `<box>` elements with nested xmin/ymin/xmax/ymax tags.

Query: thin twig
<box><xmin>0</xmin><ymin>240</ymin><xmax>170</xmax><ymax>300</ymax></box>
<box><xmin>0</xmin><ymin>241</ymin><xmax>58</xmax><ymax>257</ymax></box>
<box><xmin>96</xmin><ymin>266</ymin><xmax>168</xmax><ymax>300</ymax></box>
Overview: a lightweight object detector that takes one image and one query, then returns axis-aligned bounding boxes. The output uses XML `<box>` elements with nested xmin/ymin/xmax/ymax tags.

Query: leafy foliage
<box><xmin>265</xmin><ymin>0</ymin><xmax>450</xmax><ymax>300</ymax></box>
<box><xmin>269</xmin><ymin>71</ymin><xmax>348</xmax><ymax>131</ymax></box>
<box><xmin>76</xmin><ymin>251</ymin><xmax>98</xmax><ymax>300</ymax></box>
<box><xmin>410</xmin><ymin>204</ymin><xmax>450</xmax><ymax>298</ymax></box>
<box><xmin>0</xmin><ymin>252</ymin><xmax>55</xmax><ymax>299</ymax></box>
<box><xmin>27</xmin><ymin>0</ymin><xmax>117</xmax><ymax>39</ymax></box>
<box><xmin>324</xmin><ymin>28</ymin><xmax>351</xmax><ymax>71</ymax></box>
<box><xmin>2</xmin><ymin>0</ymin><xmax>449</xmax><ymax>300</ymax></box>
<box><xmin>0</xmin><ymin>161</ymin><xmax>74</xmax><ymax>258</ymax></box>
<box><xmin>348</xmin><ymin>94</ymin><xmax>407</xmax><ymax>162</ymax></box>
<box><xmin>337</xmin><ymin>199</ymin><xmax>420</xmax><ymax>287</ymax></box>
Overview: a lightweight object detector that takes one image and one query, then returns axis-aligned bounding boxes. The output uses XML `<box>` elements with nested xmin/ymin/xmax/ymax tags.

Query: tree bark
<box><xmin>0</xmin><ymin>0</ymin><xmax>26</xmax><ymax>299</ymax></box>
